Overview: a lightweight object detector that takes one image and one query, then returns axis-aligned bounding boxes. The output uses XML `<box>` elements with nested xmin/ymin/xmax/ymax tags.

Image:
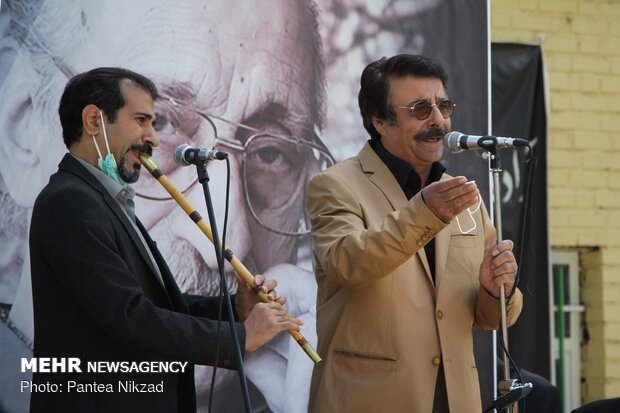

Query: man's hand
<box><xmin>235</xmin><ymin>273</ymin><xmax>286</xmax><ymax>322</ymax></box>
<box><xmin>421</xmin><ymin>176</ymin><xmax>479</xmax><ymax>223</ymax></box>
<box><xmin>479</xmin><ymin>239</ymin><xmax>518</xmax><ymax>298</ymax></box>
<box><xmin>244</xmin><ymin>303</ymin><xmax>304</xmax><ymax>352</ymax></box>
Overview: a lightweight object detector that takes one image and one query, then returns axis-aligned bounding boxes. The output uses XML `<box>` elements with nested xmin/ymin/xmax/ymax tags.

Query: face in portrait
<box><xmin>0</xmin><ymin>1</ymin><xmax>330</xmax><ymax>412</ymax></box>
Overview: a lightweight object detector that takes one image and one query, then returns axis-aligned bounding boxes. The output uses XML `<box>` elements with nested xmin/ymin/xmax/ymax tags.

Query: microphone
<box><xmin>174</xmin><ymin>144</ymin><xmax>228</xmax><ymax>166</ymax></box>
<box><xmin>443</xmin><ymin>131</ymin><xmax>529</xmax><ymax>153</ymax></box>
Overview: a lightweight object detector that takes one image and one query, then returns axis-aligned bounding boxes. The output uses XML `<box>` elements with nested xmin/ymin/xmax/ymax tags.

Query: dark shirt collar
<box><xmin>371</xmin><ymin>140</ymin><xmax>446</xmax><ymax>200</ymax></box>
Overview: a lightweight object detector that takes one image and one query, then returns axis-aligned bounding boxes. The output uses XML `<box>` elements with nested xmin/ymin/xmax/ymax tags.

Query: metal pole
<box><xmin>489</xmin><ymin>149</ymin><xmax>514</xmax><ymax>413</ymax></box>
<box><xmin>492</xmin><ymin>169</ymin><xmax>510</xmax><ymax>382</ymax></box>
<box><xmin>556</xmin><ymin>266</ymin><xmax>566</xmax><ymax>411</ymax></box>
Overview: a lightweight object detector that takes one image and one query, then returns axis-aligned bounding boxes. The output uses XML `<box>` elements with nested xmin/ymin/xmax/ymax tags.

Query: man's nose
<box><xmin>428</xmin><ymin>104</ymin><xmax>446</xmax><ymax>127</ymax></box>
<box><xmin>143</xmin><ymin>126</ymin><xmax>159</xmax><ymax>148</ymax></box>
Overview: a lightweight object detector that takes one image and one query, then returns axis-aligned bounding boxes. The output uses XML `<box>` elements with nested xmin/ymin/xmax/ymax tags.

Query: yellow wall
<box><xmin>491</xmin><ymin>0</ymin><xmax>620</xmax><ymax>403</ymax></box>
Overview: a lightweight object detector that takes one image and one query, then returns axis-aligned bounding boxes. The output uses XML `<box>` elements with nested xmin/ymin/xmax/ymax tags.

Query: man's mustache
<box><xmin>128</xmin><ymin>143</ymin><xmax>153</xmax><ymax>157</ymax></box>
<box><xmin>413</xmin><ymin>127</ymin><xmax>448</xmax><ymax>141</ymax></box>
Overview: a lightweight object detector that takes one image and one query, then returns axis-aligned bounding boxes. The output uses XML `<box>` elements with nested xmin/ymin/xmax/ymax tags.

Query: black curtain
<box><xmin>491</xmin><ymin>42</ymin><xmax>550</xmax><ymax>384</ymax></box>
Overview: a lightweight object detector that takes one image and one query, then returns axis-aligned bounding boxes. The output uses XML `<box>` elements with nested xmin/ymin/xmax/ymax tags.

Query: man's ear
<box><xmin>372</xmin><ymin>116</ymin><xmax>386</xmax><ymax>137</ymax></box>
<box><xmin>82</xmin><ymin>104</ymin><xmax>101</xmax><ymax>136</ymax></box>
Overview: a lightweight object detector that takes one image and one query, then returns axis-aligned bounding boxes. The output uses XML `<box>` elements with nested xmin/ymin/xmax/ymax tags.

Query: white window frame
<box><xmin>550</xmin><ymin>249</ymin><xmax>584</xmax><ymax>412</ymax></box>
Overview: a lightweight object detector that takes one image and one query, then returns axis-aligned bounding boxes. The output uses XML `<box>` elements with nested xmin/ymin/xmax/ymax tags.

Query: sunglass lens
<box><xmin>438</xmin><ymin>100</ymin><xmax>455</xmax><ymax>118</ymax></box>
<box><xmin>412</xmin><ymin>102</ymin><xmax>432</xmax><ymax>120</ymax></box>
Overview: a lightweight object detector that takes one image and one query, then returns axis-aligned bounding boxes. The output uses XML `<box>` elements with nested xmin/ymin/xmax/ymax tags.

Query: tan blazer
<box><xmin>306</xmin><ymin>143</ymin><xmax>523</xmax><ymax>413</ymax></box>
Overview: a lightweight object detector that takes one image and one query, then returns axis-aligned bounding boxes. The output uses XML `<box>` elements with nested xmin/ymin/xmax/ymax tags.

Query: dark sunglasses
<box><xmin>394</xmin><ymin>99</ymin><xmax>456</xmax><ymax>120</ymax></box>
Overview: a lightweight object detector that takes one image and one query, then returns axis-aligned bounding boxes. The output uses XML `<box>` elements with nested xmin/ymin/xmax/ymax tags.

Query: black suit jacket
<box><xmin>29</xmin><ymin>154</ymin><xmax>245</xmax><ymax>413</ymax></box>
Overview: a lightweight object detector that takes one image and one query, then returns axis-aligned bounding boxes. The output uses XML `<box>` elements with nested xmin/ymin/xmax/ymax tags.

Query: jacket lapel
<box><xmin>136</xmin><ymin>219</ymin><xmax>189</xmax><ymax>313</ymax></box>
<box><xmin>59</xmin><ymin>155</ymin><xmax>169</xmax><ymax>293</ymax></box>
<box><xmin>433</xmin><ymin>220</ymin><xmax>450</xmax><ymax>293</ymax></box>
<box><xmin>433</xmin><ymin>173</ymin><xmax>459</xmax><ymax>295</ymax></box>
<box><xmin>358</xmin><ymin>143</ymin><xmax>408</xmax><ymax>211</ymax></box>
<box><xmin>417</xmin><ymin>247</ymin><xmax>433</xmax><ymax>288</ymax></box>
<box><xmin>357</xmin><ymin>144</ymin><xmax>433</xmax><ymax>284</ymax></box>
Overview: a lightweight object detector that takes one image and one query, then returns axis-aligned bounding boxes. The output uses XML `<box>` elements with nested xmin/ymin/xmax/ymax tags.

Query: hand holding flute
<box><xmin>236</xmin><ymin>273</ymin><xmax>304</xmax><ymax>352</ymax></box>
<box><xmin>138</xmin><ymin>154</ymin><xmax>322</xmax><ymax>363</ymax></box>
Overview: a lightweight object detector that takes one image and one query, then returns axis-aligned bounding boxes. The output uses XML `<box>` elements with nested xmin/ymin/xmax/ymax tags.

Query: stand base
<box><xmin>484</xmin><ymin>379</ymin><xmax>533</xmax><ymax>412</ymax></box>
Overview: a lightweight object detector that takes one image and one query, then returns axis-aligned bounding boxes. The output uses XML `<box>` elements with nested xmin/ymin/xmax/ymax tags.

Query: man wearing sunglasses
<box><xmin>307</xmin><ymin>54</ymin><xmax>523</xmax><ymax>412</ymax></box>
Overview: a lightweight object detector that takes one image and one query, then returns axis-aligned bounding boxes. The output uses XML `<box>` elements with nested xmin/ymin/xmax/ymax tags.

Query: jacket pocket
<box><xmin>330</xmin><ymin>350</ymin><xmax>399</xmax><ymax>410</ymax></box>
<box><xmin>333</xmin><ymin>350</ymin><xmax>396</xmax><ymax>363</ymax></box>
<box><xmin>332</xmin><ymin>349</ymin><xmax>398</xmax><ymax>372</ymax></box>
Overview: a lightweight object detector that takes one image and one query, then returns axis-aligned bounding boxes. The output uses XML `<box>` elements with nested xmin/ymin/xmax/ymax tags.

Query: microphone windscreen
<box><xmin>443</xmin><ymin>131</ymin><xmax>464</xmax><ymax>153</ymax></box>
<box><xmin>174</xmin><ymin>144</ymin><xmax>191</xmax><ymax>166</ymax></box>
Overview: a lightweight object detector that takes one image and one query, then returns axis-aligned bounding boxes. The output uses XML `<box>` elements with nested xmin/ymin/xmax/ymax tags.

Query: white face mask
<box><xmin>92</xmin><ymin>110</ymin><xmax>127</xmax><ymax>187</ymax></box>
<box><xmin>455</xmin><ymin>194</ymin><xmax>482</xmax><ymax>234</ymax></box>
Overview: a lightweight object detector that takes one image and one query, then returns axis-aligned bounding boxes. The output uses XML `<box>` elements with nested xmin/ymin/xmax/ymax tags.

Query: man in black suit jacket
<box><xmin>28</xmin><ymin>67</ymin><xmax>303</xmax><ymax>412</ymax></box>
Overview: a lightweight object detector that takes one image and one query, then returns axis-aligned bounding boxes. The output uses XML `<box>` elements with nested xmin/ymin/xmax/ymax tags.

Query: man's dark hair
<box><xmin>358</xmin><ymin>54</ymin><xmax>448</xmax><ymax>142</ymax></box>
<box><xmin>58</xmin><ymin>67</ymin><xmax>158</xmax><ymax>148</ymax></box>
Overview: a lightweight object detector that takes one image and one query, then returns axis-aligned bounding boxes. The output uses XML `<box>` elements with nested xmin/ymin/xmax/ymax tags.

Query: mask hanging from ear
<box><xmin>92</xmin><ymin>110</ymin><xmax>127</xmax><ymax>187</ymax></box>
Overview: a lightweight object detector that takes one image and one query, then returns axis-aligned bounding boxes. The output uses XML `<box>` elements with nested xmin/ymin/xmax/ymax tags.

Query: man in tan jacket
<box><xmin>306</xmin><ymin>54</ymin><xmax>523</xmax><ymax>413</ymax></box>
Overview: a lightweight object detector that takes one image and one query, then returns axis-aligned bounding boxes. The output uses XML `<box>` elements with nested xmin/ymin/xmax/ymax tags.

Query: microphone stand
<box><xmin>483</xmin><ymin>140</ymin><xmax>531</xmax><ymax>413</ymax></box>
<box><xmin>196</xmin><ymin>162</ymin><xmax>252</xmax><ymax>413</ymax></box>
<box><xmin>489</xmin><ymin>146</ymin><xmax>513</xmax><ymax>413</ymax></box>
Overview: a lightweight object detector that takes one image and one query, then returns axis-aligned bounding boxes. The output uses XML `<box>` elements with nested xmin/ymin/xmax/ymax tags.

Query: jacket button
<box><xmin>416</xmin><ymin>240</ymin><xmax>423</xmax><ymax>246</ymax></box>
<box><xmin>432</xmin><ymin>356</ymin><xmax>441</xmax><ymax>366</ymax></box>
<box><xmin>437</xmin><ymin>310</ymin><xmax>443</xmax><ymax>320</ymax></box>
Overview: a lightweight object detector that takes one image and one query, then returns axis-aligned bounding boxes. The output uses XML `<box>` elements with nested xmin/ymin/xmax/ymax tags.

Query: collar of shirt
<box><xmin>72</xmin><ymin>155</ymin><xmax>136</xmax><ymax>221</ymax></box>
<box><xmin>371</xmin><ymin>140</ymin><xmax>446</xmax><ymax>200</ymax></box>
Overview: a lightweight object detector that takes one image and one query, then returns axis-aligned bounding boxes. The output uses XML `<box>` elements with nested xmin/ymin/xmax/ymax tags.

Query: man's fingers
<box><xmin>262</xmin><ymin>279</ymin><xmax>277</xmax><ymax>293</ymax></box>
<box><xmin>449</xmin><ymin>191</ymin><xmax>479</xmax><ymax>212</ymax></box>
<box><xmin>244</xmin><ymin>303</ymin><xmax>304</xmax><ymax>351</ymax></box>
<box><xmin>248</xmin><ymin>274</ymin><xmax>280</xmax><ymax>300</ymax></box>
<box><xmin>491</xmin><ymin>240</ymin><xmax>514</xmax><ymax>257</ymax></box>
<box><xmin>445</xmin><ymin>181</ymin><xmax>478</xmax><ymax>202</ymax></box>
<box><xmin>490</xmin><ymin>242</ymin><xmax>516</xmax><ymax>275</ymax></box>
<box><xmin>254</xmin><ymin>273</ymin><xmax>265</xmax><ymax>285</ymax></box>
<box><xmin>491</xmin><ymin>251</ymin><xmax>516</xmax><ymax>270</ymax></box>
<box><xmin>493</xmin><ymin>260</ymin><xmax>518</xmax><ymax>278</ymax></box>
<box><xmin>422</xmin><ymin>177</ymin><xmax>480</xmax><ymax>222</ymax></box>
<box><xmin>258</xmin><ymin>303</ymin><xmax>304</xmax><ymax>331</ymax></box>
<box><xmin>480</xmin><ymin>238</ymin><xmax>519</xmax><ymax>298</ymax></box>
<box><xmin>432</xmin><ymin>176</ymin><xmax>477</xmax><ymax>198</ymax></box>
<box><xmin>433</xmin><ymin>176</ymin><xmax>468</xmax><ymax>193</ymax></box>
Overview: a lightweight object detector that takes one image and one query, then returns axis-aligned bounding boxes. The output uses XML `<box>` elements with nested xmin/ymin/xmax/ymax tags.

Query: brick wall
<box><xmin>491</xmin><ymin>0</ymin><xmax>620</xmax><ymax>403</ymax></box>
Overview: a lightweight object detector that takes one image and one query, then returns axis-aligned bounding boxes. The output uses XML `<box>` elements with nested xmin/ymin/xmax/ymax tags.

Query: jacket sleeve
<box><xmin>30</xmin><ymin>183</ymin><xmax>245</xmax><ymax>368</ymax></box>
<box><xmin>183</xmin><ymin>293</ymin><xmax>240</xmax><ymax>322</ymax></box>
<box><xmin>306</xmin><ymin>171</ymin><xmax>448</xmax><ymax>289</ymax></box>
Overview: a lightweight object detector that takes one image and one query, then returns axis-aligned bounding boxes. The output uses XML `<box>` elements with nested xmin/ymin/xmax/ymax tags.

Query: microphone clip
<box><xmin>476</xmin><ymin>136</ymin><xmax>503</xmax><ymax>151</ymax></box>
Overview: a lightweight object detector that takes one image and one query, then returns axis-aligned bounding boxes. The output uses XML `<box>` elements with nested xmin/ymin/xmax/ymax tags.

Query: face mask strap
<box><xmin>92</xmin><ymin>135</ymin><xmax>104</xmax><ymax>159</ymax></box>
<box><xmin>99</xmin><ymin>110</ymin><xmax>112</xmax><ymax>156</ymax></box>
<box><xmin>455</xmin><ymin>195</ymin><xmax>483</xmax><ymax>234</ymax></box>
<box><xmin>470</xmin><ymin>194</ymin><xmax>482</xmax><ymax>214</ymax></box>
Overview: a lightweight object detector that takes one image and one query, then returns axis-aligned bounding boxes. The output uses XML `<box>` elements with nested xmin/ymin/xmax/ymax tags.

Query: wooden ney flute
<box><xmin>138</xmin><ymin>154</ymin><xmax>322</xmax><ymax>364</ymax></box>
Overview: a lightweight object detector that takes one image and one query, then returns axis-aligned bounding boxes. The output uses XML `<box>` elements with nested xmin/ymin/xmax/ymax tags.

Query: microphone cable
<box><xmin>497</xmin><ymin>143</ymin><xmax>536</xmax><ymax>413</ymax></box>
<box><xmin>509</xmin><ymin>144</ymin><xmax>536</xmax><ymax>303</ymax></box>
<box><xmin>208</xmin><ymin>156</ymin><xmax>235</xmax><ymax>413</ymax></box>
